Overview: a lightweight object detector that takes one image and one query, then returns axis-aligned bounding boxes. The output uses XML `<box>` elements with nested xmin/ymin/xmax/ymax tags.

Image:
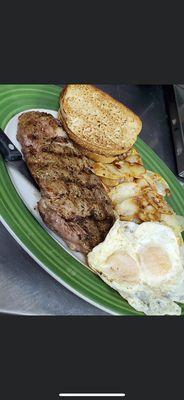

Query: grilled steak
<box><xmin>17</xmin><ymin>111</ymin><xmax>115</xmax><ymax>253</ymax></box>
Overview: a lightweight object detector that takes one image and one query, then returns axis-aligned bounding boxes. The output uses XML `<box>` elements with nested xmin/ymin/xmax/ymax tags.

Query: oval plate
<box><xmin>0</xmin><ymin>84</ymin><xmax>184</xmax><ymax>316</ymax></box>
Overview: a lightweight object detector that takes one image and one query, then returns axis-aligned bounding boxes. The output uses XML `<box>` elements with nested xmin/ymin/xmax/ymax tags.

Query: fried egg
<box><xmin>88</xmin><ymin>220</ymin><xmax>184</xmax><ymax>315</ymax></box>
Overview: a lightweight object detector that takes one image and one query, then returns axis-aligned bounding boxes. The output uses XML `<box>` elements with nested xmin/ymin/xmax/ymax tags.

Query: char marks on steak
<box><xmin>17</xmin><ymin>112</ymin><xmax>115</xmax><ymax>253</ymax></box>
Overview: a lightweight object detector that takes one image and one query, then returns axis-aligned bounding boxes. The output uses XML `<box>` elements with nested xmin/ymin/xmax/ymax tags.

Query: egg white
<box><xmin>87</xmin><ymin>220</ymin><xmax>184</xmax><ymax>315</ymax></box>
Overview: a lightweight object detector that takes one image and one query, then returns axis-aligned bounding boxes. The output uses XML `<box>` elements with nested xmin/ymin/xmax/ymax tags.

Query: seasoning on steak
<box><xmin>17</xmin><ymin>111</ymin><xmax>115</xmax><ymax>253</ymax></box>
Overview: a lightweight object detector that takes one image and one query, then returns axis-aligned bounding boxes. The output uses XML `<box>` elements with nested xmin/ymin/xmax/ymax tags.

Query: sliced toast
<box><xmin>59</xmin><ymin>84</ymin><xmax>142</xmax><ymax>156</ymax></box>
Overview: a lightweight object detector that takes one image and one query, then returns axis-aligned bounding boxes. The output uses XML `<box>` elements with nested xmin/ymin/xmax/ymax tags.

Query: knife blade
<box><xmin>0</xmin><ymin>128</ymin><xmax>38</xmax><ymax>188</ymax></box>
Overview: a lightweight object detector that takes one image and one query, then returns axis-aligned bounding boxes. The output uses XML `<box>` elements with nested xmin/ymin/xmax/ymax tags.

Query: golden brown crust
<box><xmin>58</xmin><ymin>108</ymin><xmax>120</xmax><ymax>160</ymax></box>
<box><xmin>58</xmin><ymin>109</ymin><xmax>119</xmax><ymax>163</ymax></box>
<box><xmin>59</xmin><ymin>84</ymin><xmax>142</xmax><ymax>156</ymax></box>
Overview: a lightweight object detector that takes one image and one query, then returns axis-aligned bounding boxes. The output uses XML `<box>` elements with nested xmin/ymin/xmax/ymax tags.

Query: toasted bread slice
<box><xmin>58</xmin><ymin>108</ymin><xmax>118</xmax><ymax>163</ymax></box>
<box><xmin>60</xmin><ymin>85</ymin><xmax>142</xmax><ymax>156</ymax></box>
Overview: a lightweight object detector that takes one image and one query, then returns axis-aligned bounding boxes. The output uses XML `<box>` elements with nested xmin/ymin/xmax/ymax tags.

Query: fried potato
<box><xmin>90</xmin><ymin>140</ymin><xmax>175</xmax><ymax>231</ymax></box>
<box><xmin>160</xmin><ymin>214</ymin><xmax>184</xmax><ymax>246</ymax></box>
<box><xmin>92</xmin><ymin>162</ymin><xmax>127</xmax><ymax>179</ymax></box>
<box><xmin>109</xmin><ymin>182</ymin><xmax>140</xmax><ymax>204</ymax></box>
<box><xmin>125</xmin><ymin>148</ymin><xmax>143</xmax><ymax>165</ymax></box>
<box><xmin>116</xmin><ymin>198</ymin><xmax>139</xmax><ymax>220</ymax></box>
<box><xmin>108</xmin><ymin>178</ymin><xmax>173</xmax><ymax>224</ymax></box>
<box><xmin>135</xmin><ymin>177</ymin><xmax>149</xmax><ymax>189</ymax></box>
<box><xmin>137</xmin><ymin>188</ymin><xmax>173</xmax><ymax>215</ymax></box>
<box><xmin>100</xmin><ymin>177</ymin><xmax>122</xmax><ymax>187</ymax></box>
<box><xmin>126</xmin><ymin>163</ymin><xmax>145</xmax><ymax>178</ymax></box>
<box><xmin>85</xmin><ymin>152</ymin><xmax>118</xmax><ymax>163</ymax></box>
<box><xmin>93</xmin><ymin>161</ymin><xmax>145</xmax><ymax>180</ymax></box>
<box><xmin>144</xmin><ymin>170</ymin><xmax>170</xmax><ymax>196</ymax></box>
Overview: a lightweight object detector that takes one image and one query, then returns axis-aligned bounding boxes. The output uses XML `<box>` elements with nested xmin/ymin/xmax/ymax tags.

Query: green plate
<box><xmin>0</xmin><ymin>84</ymin><xmax>184</xmax><ymax>315</ymax></box>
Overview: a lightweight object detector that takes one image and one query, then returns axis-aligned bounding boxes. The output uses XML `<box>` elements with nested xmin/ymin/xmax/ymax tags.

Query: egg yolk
<box><xmin>105</xmin><ymin>251</ymin><xmax>139</xmax><ymax>284</ymax></box>
<box><xmin>139</xmin><ymin>246</ymin><xmax>171</xmax><ymax>277</ymax></box>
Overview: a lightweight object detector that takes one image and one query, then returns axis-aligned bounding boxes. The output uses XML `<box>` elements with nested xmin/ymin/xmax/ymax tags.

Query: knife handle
<box><xmin>0</xmin><ymin>128</ymin><xmax>22</xmax><ymax>161</ymax></box>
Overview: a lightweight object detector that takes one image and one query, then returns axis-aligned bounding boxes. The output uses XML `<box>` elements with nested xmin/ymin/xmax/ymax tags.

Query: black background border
<box><xmin>1</xmin><ymin>316</ymin><xmax>183</xmax><ymax>399</ymax></box>
<box><xmin>1</xmin><ymin>2</ymin><xmax>184</xmax><ymax>399</ymax></box>
<box><xmin>1</xmin><ymin>2</ymin><xmax>184</xmax><ymax>84</ymax></box>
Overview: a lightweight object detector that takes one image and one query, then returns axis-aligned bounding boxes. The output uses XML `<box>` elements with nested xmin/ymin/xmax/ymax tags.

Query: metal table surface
<box><xmin>0</xmin><ymin>85</ymin><xmax>178</xmax><ymax>315</ymax></box>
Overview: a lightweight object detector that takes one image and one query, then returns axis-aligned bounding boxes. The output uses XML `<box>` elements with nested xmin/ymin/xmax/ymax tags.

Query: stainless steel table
<box><xmin>0</xmin><ymin>85</ymin><xmax>178</xmax><ymax>315</ymax></box>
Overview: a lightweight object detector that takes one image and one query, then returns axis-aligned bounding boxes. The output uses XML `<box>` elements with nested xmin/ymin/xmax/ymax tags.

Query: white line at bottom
<box><xmin>59</xmin><ymin>394</ymin><xmax>125</xmax><ymax>397</ymax></box>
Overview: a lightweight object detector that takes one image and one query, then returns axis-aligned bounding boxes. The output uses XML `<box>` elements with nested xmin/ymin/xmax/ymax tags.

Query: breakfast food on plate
<box><xmin>93</xmin><ymin>159</ymin><xmax>145</xmax><ymax>180</ymax></box>
<box><xmin>58</xmin><ymin>108</ymin><xmax>119</xmax><ymax>164</ymax></box>
<box><xmin>17</xmin><ymin>111</ymin><xmax>115</xmax><ymax>253</ymax></box>
<box><xmin>88</xmin><ymin>220</ymin><xmax>184</xmax><ymax>315</ymax></box>
<box><xmin>16</xmin><ymin>84</ymin><xmax>184</xmax><ymax>316</ymax></box>
<box><xmin>108</xmin><ymin>171</ymin><xmax>172</xmax><ymax>221</ymax></box>
<box><xmin>59</xmin><ymin>84</ymin><xmax>142</xmax><ymax>156</ymax></box>
<box><xmin>91</xmin><ymin>147</ymin><xmax>145</xmax><ymax>187</ymax></box>
<box><xmin>107</xmin><ymin>170</ymin><xmax>184</xmax><ymax>245</ymax></box>
<box><xmin>91</xmin><ymin>143</ymin><xmax>184</xmax><ymax>244</ymax></box>
<box><xmin>77</xmin><ymin>150</ymin><xmax>119</xmax><ymax>164</ymax></box>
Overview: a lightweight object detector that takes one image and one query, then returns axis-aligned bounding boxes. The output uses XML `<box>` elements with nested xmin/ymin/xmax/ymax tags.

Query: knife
<box><xmin>0</xmin><ymin>128</ymin><xmax>38</xmax><ymax>188</ymax></box>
